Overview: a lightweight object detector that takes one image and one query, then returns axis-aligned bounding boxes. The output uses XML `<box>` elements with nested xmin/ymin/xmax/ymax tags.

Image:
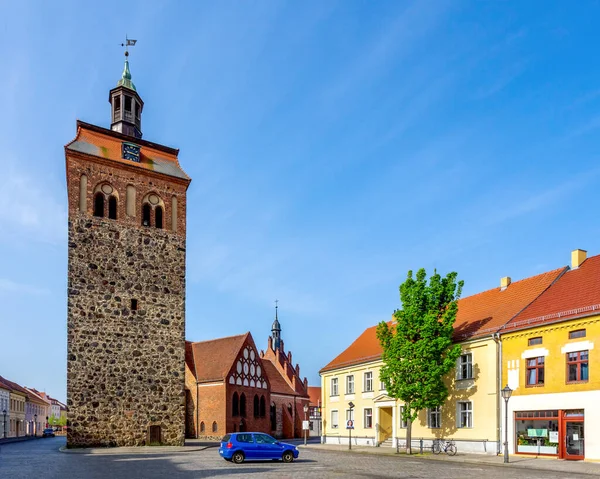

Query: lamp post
<box><xmin>2</xmin><ymin>409</ymin><xmax>6</xmax><ymax>439</ymax></box>
<box><xmin>348</xmin><ymin>401</ymin><xmax>355</xmax><ymax>450</ymax></box>
<box><xmin>501</xmin><ymin>385</ymin><xmax>513</xmax><ymax>464</ymax></box>
<box><xmin>34</xmin><ymin>414</ymin><xmax>38</xmax><ymax>437</ymax></box>
<box><xmin>303</xmin><ymin>405</ymin><xmax>309</xmax><ymax>446</ymax></box>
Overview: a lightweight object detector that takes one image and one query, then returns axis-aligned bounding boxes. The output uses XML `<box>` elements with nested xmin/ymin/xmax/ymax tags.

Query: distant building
<box><xmin>0</xmin><ymin>376</ymin><xmax>28</xmax><ymax>438</ymax></box>
<box><xmin>307</xmin><ymin>386</ymin><xmax>322</xmax><ymax>438</ymax></box>
<box><xmin>0</xmin><ymin>378</ymin><xmax>10</xmax><ymax>438</ymax></box>
<box><xmin>24</xmin><ymin>388</ymin><xmax>50</xmax><ymax>436</ymax></box>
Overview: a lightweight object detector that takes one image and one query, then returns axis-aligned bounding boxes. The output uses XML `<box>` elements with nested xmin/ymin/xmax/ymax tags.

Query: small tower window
<box><xmin>155</xmin><ymin>206</ymin><xmax>163</xmax><ymax>229</ymax></box>
<box><xmin>131</xmin><ymin>299</ymin><xmax>138</xmax><ymax>311</ymax></box>
<box><xmin>108</xmin><ymin>196</ymin><xmax>117</xmax><ymax>220</ymax></box>
<box><xmin>135</xmin><ymin>102</ymin><xmax>140</xmax><ymax>118</ymax></box>
<box><xmin>94</xmin><ymin>193</ymin><xmax>104</xmax><ymax>217</ymax></box>
<box><xmin>125</xmin><ymin>95</ymin><xmax>132</xmax><ymax>111</ymax></box>
<box><xmin>114</xmin><ymin>95</ymin><xmax>121</xmax><ymax>114</ymax></box>
<box><xmin>142</xmin><ymin>203</ymin><xmax>151</xmax><ymax>227</ymax></box>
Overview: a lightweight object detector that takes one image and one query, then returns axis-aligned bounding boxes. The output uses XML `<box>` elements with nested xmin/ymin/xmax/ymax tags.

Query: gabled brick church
<box><xmin>185</xmin><ymin>308</ymin><xmax>311</xmax><ymax>439</ymax></box>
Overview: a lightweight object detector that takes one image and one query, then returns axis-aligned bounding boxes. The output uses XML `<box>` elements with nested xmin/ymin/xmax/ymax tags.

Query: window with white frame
<box><xmin>364</xmin><ymin>408</ymin><xmax>373</xmax><ymax>428</ymax></box>
<box><xmin>331</xmin><ymin>410</ymin><xmax>338</xmax><ymax>429</ymax></box>
<box><xmin>458</xmin><ymin>401</ymin><xmax>472</xmax><ymax>428</ymax></box>
<box><xmin>428</xmin><ymin>406</ymin><xmax>441</xmax><ymax>428</ymax></box>
<box><xmin>457</xmin><ymin>353</ymin><xmax>473</xmax><ymax>380</ymax></box>
<box><xmin>399</xmin><ymin>406</ymin><xmax>408</xmax><ymax>428</ymax></box>
<box><xmin>331</xmin><ymin>378</ymin><xmax>338</xmax><ymax>396</ymax></box>
<box><xmin>364</xmin><ymin>371</ymin><xmax>373</xmax><ymax>392</ymax></box>
<box><xmin>346</xmin><ymin>375</ymin><xmax>354</xmax><ymax>394</ymax></box>
<box><xmin>380</xmin><ymin>380</ymin><xmax>386</xmax><ymax>391</ymax></box>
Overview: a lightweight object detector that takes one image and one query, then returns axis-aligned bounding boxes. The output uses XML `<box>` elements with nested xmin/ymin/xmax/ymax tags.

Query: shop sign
<box><xmin>527</xmin><ymin>428</ymin><xmax>548</xmax><ymax>438</ymax></box>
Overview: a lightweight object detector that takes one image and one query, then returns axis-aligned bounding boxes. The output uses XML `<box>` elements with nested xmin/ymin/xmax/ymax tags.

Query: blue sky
<box><xmin>1</xmin><ymin>1</ymin><xmax>600</xmax><ymax>403</ymax></box>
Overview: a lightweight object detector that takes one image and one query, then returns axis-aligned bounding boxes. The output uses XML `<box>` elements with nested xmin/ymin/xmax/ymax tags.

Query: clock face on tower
<box><xmin>122</xmin><ymin>142</ymin><xmax>141</xmax><ymax>162</ymax></box>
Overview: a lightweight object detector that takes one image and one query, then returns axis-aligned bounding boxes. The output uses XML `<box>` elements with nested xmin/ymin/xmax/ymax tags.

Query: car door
<box><xmin>237</xmin><ymin>433</ymin><xmax>259</xmax><ymax>459</ymax></box>
<box><xmin>254</xmin><ymin>433</ymin><xmax>281</xmax><ymax>459</ymax></box>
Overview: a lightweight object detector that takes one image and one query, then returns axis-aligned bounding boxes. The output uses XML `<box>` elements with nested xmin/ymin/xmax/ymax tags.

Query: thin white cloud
<box><xmin>0</xmin><ymin>278</ymin><xmax>49</xmax><ymax>296</ymax></box>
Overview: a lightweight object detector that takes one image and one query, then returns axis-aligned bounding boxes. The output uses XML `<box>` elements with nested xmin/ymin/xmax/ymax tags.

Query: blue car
<box><xmin>219</xmin><ymin>432</ymin><xmax>299</xmax><ymax>464</ymax></box>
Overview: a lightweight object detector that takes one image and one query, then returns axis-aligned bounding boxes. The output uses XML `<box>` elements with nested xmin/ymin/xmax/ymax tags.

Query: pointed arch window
<box><xmin>240</xmin><ymin>393</ymin><xmax>247</xmax><ymax>418</ymax></box>
<box><xmin>200</xmin><ymin>421</ymin><xmax>205</xmax><ymax>433</ymax></box>
<box><xmin>253</xmin><ymin>395</ymin><xmax>260</xmax><ymax>418</ymax></box>
<box><xmin>260</xmin><ymin>396</ymin><xmax>266</xmax><ymax>418</ymax></box>
<box><xmin>142</xmin><ymin>203</ymin><xmax>151</xmax><ymax>227</ymax></box>
<box><xmin>270</xmin><ymin>403</ymin><xmax>276</xmax><ymax>431</ymax></box>
<box><xmin>94</xmin><ymin>193</ymin><xmax>105</xmax><ymax>217</ymax></box>
<box><xmin>108</xmin><ymin>196</ymin><xmax>118</xmax><ymax>220</ymax></box>
<box><xmin>155</xmin><ymin>206</ymin><xmax>163</xmax><ymax>229</ymax></box>
<box><xmin>212</xmin><ymin>421</ymin><xmax>218</xmax><ymax>433</ymax></box>
<box><xmin>232</xmin><ymin>392</ymin><xmax>239</xmax><ymax>417</ymax></box>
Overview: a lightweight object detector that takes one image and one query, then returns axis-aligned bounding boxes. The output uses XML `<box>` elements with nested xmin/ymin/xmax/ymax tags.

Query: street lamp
<box><xmin>348</xmin><ymin>401</ymin><xmax>355</xmax><ymax>450</ymax></box>
<box><xmin>501</xmin><ymin>385</ymin><xmax>513</xmax><ymax>464</ymax></box>
<box><xmin>2</xmin><ymin>409</ymin><xmax>6</xmax><ymax>439</ymax></box>
<box><xmin>34</xmin><ymin>414</ymin><xmax>38</xmax><ymax>437</ymax></box>
<box><xmin>303</xmin><ymin>405</ymin><xmax>309</xmax><ymax>446</ymax></box>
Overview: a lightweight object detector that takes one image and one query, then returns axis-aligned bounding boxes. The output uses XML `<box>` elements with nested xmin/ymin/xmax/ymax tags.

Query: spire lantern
<box><xmin>109</xmin><ymin>37</ymin><xmax>143</xmax><ymax>139</ymax></box>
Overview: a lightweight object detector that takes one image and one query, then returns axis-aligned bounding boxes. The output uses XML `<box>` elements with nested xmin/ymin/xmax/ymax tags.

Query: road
<box><xmin>0</xmin><ymin>437</ymin><xmax>592</xmax><ymax>479</ymax></box>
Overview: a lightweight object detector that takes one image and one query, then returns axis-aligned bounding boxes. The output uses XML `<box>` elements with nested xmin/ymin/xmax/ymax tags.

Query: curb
<box><xmin>298</xmin><ymin>445</ymin><xmax>600</xmax><ymax>477</ymax></box>
<box><xmin>59</xmin><ymin>444</ymin><xmax>219</xmax><ymax>455</ymax></box>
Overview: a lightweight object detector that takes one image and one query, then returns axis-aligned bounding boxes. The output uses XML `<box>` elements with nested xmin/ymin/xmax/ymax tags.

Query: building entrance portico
<box><xmin>374</xmin><ymin>395</ymin><xmax>396</xmax><ymax>446</ymax></box>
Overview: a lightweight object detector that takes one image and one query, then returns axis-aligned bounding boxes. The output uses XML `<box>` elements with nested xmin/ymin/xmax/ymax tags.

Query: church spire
<box><xmin>271</xmin><ymin>300</ymin><xmax>281</xmax><ymax>350</ymax></box>
<box><xmin>109</xmin><ymin>37</ymin><xmax>143</xmax><ymax>139</ymax></box>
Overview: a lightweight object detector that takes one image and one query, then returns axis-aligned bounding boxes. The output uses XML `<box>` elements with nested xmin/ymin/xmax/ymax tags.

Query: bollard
<box><xmin>420</xmin><ymin>439</ymin><xmax>423</xmax><ymax>454</ymax></box>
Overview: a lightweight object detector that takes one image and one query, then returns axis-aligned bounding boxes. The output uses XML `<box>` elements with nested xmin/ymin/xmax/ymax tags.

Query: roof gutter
<box><xmin>492</xmin><ymin>332</ymin><xmax>501</xmax><ymax>456</ymax></box>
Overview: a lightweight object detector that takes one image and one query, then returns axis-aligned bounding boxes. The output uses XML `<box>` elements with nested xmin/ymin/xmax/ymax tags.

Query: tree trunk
<box><xmin>406</xmin><ymin>417</ymin><xmax>412</xmax><ymax>455</ymax></box>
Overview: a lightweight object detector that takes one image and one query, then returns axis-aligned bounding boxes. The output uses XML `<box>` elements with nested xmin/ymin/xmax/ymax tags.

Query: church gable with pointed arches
<box><xmin>185</xmin><ymin>309</ymin><xmax>311</xmax><ymax>440</ymax></box>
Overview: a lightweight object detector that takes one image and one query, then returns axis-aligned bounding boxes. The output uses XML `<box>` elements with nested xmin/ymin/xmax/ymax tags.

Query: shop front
<box><xmin>514</xmin><ymin>409</ymin><xmax>584</xmax><ymax>460</ymax></box>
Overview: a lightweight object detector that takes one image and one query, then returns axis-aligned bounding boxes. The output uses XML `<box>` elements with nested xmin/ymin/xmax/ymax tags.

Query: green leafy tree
<box><xmin>48</xmin><ymin>414</ymin><xmax>59</xmax><ymax>426</ymax></box>
<box><xmin>377</xmin><ymin>269</ymin><xmax>463</xmax><ymax>454</ymax></box>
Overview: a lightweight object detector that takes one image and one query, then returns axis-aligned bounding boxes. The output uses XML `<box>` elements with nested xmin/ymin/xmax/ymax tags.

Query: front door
<box><xmin>378</xmin><ymin>407</ymin><xmax>393</xmax><ymax>444</ymax></box>
<box><xmin>564</xmin><ymin>421</ymin><xmax>584</xmax><ymax>460</ymax></box>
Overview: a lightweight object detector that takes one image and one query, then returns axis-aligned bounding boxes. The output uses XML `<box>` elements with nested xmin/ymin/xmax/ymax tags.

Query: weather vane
<box><xmin>274</xmin><ymin>299</ymin><xmax>279</xmax><ymax>309</ymax></box>
<box><xmin>120</xmin><ymin>35</ymin><xmax>137</xmax><ymax>58</ymax></box>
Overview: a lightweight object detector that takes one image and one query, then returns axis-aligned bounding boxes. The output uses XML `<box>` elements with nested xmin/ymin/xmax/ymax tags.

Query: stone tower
<box><xmin>65</xmin><ymin>54</ymin><xmax>191</xmax><ymax>447</ymax></box>
<box><xmin>271</xmin><ymin>304</ymin><xmax>281</xmax><ymax>351</ymax></box>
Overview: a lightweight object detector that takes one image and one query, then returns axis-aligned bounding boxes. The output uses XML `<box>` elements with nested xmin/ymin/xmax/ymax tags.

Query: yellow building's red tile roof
<box><xmin>505</xmin><ymin>254</ymin><xmax>600</xmax><ymax>331</ymax></box>
<box><xmin>320</xmin><ymin>267</ymin><xmax>566</xmax><ymax>373</ymax></box>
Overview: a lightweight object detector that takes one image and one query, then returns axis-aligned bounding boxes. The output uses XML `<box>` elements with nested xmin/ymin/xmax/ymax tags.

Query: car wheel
<box><xmin>232</xmin><ymin>451</ymin><xmax>245</xmax><ymax>464</ymax></box>
<box><xmin>282</xmin><ymin>451</ymin><xmax>294</xmax><ymax>463</ymax></box>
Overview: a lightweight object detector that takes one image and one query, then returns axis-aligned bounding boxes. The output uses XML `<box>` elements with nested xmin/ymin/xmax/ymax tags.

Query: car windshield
<box><xmin>254</xmin><ymin>434</ymin><xmax>277</xmax><ymax>444</ymax></box>
<box><xmin>221</xmin><ymin>434</ymin><xmax>231</xmax><ymax>443</ymax></box>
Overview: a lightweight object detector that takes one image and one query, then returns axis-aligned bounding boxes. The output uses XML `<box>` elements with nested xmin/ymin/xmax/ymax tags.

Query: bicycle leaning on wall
<box><xmin>431</xmin><ymin>439</ymin><xmax>457</xmax><ymax>456</ymax></box>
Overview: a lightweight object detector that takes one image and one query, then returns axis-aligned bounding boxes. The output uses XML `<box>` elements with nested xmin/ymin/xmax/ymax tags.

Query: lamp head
<box><xmin>501</xmin><ymin>384</ymin><xmax>513</xmax><ymax>401</ymax></box>
<box><xmin>348</xmin><ymin>401</ymin><xmax>355</xmax><ymax>409</ymax></box>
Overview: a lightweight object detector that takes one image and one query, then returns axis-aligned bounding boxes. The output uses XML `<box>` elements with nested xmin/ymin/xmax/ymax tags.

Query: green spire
<box><xmin>117</xmin><ymin>59</ymin><xmax>136</xmax><ymax>91</ymax></box>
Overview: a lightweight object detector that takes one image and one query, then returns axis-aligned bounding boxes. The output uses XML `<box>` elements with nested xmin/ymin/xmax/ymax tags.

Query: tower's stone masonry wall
<box><xmin>67</xmin><ymin>214</ymin><xmax>186</xmax><ymax>447</ymax></box>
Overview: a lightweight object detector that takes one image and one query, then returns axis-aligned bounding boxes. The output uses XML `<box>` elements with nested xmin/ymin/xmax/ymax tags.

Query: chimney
<box><xmin>571</xmin><ymin>249</ymin><xmax>587</xmax><ymax>269</ymax></box>
<box><xmin>500</xmin><ymin>276</ymin><xmax>511</xmax><ymax>291</ymax></box>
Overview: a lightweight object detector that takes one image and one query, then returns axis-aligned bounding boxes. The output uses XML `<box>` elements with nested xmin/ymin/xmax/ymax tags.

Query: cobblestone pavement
<box><xmin>0</xmin><ymin>437</ymin><xmax>595</xmax><ymax>479</ymax></box>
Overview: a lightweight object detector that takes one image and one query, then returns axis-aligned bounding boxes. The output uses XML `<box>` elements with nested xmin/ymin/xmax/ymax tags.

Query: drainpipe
<box><xmin>492</xmin><ymin>333</ymin><xmax>502</xmax><ymax>455</ymax></box>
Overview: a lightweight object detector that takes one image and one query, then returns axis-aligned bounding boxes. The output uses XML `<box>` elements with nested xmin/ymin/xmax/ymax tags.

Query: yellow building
<box><xmin>320</xmin><ymin>268</ymin><xmax>565</xmax><ymax>454</ymax></box>
<box><xmin>501</xmin><ymin>250</ymin><xmax>599</xmax><ymax>461</ymax></box>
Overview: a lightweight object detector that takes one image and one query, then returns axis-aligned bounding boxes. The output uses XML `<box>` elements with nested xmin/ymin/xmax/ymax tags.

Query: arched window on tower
<box><xmin>155</xmin><ymin>206</ymin><xmax>163</xmax><ymax>229</ymax></box>
<box><xmin>108</xmin><ymin>196</ymin><xmax>118</xmax><ymax>220</ymax></box>
<box><xmin>240</xmin><ymin>393</ymin><xmax>247</xmax><ymax>418</ymax></box>
<box><xmin>270</xmin><ymin>403</ymin><xmax>276</xmax><ymax>431</ymax></box>
<box><xmin>94</xmin><ymin>193</ymin><xmax>105</xmax><ymax>217</ymax></box>
<box><xmin>260</xmin><ymin>396</ymin><xmax>266</xmax><ymax>418</ymax></box>
<box><xmin>232</xmin><ymin>392</ymin><xmax>239</xmax><ymax>417</ymax></box>
<box><xmin>200</xmin><ymin>421</ymin><xmax>205</xmax><ymax>433</ymax></box>
<box><xmin>142</xmin><ymin>203</ymin><xmax>151</xmax><ymax>227</ymax></box>
<box><xmin>253</xmin><ymin>395</ymin><xmax>259</xmax><ymax>418</ymax></box>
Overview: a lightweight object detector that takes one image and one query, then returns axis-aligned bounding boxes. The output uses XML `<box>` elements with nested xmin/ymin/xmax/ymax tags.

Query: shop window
<box><xmin>428</xmin><ymin>407</ymin><xmax>441</xmax><ymax>428</ymax></box>
<box><xmin>346</xmin><ymin>375</ymin><xmax>354</xmax><ymax>394</ymax></box>
<box><xmin>330</xmin><ymin>378</ymin><xmax>338</xmax><ymax>396</ymax></box>
<box><xmin>458</xmin><ymin>402</ymin><xmax>472</xmax><ymax>428</ymax></box>
<box><xmin>528</xmin><ymin>337</ymin><xmax>542</xmax><ymax>346</ymax></box>
<box><xmin>364</xmin><ymin>372</ymin><xmax>373</xmax><ymax>392</ymax></box>
<box><xmin>515</xmin><ymin>410</ymin><xmax>559</xmax><ymax>455</ymax></box>
<box><xmin>526</xmin><ymin>357</ymin><xmax>545</xmax><ymax>386</ymax></box>
<box><xmin>364</xmin><ymin>408</ymin><xmax>372</xmax><ymax>428</ymax></box>
<box><xmin>457</xmin><ymin>353</ymin><xmax>473</xmax><ymax>380</ymax></box>
<box><xmin>569</xmin><ymin>329</ymin><xmax>586</xmax><ymax>339</ymax></box>
<box><xmin>567</xmin><ymin>351</ymin><xmax>588</xmax><ymax>383</ymax></box>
